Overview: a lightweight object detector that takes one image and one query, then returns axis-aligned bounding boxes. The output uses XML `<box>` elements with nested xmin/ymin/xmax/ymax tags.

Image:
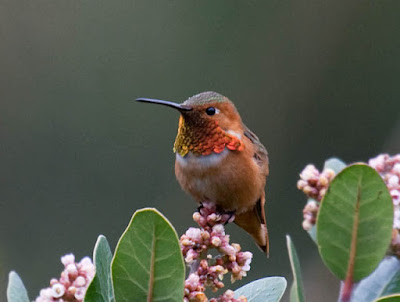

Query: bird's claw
<box><xmin>197</xmin><ymin>203</ymin><xmax>204</xmax><ymax>213</ymax></box>
<box><xmin>224</xmin><ymin>210</ymin><xmax>236</xmax><ymax>225</ymax></box>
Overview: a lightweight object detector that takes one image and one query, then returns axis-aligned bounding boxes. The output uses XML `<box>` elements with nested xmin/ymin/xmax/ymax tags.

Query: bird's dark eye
<box><xmin>206</xmin><ymin>107</ymin><xmax>216</xmax><ymax>116</ymax></box>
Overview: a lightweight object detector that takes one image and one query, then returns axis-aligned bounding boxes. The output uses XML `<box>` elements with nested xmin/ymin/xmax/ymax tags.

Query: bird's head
<box><xmin>136</xmin><ymin>91</ymin><xmax>244</xmax><ymax>156</ymax></box>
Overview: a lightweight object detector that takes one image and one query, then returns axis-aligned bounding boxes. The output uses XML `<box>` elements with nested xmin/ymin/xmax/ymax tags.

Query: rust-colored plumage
<box><xmin>174</xmin><ymin>115</ymin><xmax>243</xmax><ymax>157</ymax></box>
<box><xmin>136</xmin><ymin>92</ymin><xmax>270</xmax><ymax>255</ymax></box>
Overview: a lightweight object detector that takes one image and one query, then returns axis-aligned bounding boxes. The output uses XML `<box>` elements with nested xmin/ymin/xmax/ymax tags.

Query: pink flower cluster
<box><xmin>368</xmin><ymin>154</ymin><xmax>400</xmax><ymax>256</ymax></box>
<box><xmin>301</xmin><ymin>200</ymin><xmax>319</xmax><ymax>232</ymax></box>
<box><xmin>297</xmin><ymin>164</ymin><xmax>336</xmax><ymax>202</ymax></box>
<box><xmin>369</xmin><ymin>154</ymin><xmax>400</xmax><ymax>216</ymax></box>
<box><xmin>297</xmin><ymin>165</ymin><xmax>336</xmax><ymax>230</ymax></box>
<box><xmin>181</xmin><ymin>202</ymin><xmax>250</xmax><ymax>302</ymax></box>
<box><xmin>35</xmin><ymin>254</ymin><xmax>95</xmax><ymax>302</ymax></box>
<box><xmin>298</xmin><ymin>154</ymin><xmax>400</xmax><ymax>258</ymax></box>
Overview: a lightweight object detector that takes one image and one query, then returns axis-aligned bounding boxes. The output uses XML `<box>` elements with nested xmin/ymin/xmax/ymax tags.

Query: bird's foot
<box><xmin>197</xmin><ymin>203</ymin><xmax>204</xmax><ymax>213</ymax></box>
<box><xmin>194</xmin><ymin>202</ymin><xmax>236</xmax><ymax>227</ymax></box>
<box><xmin>222</xmin><ymin>210</ymin><xmax>236</xmax><ymax>225</ymax></box>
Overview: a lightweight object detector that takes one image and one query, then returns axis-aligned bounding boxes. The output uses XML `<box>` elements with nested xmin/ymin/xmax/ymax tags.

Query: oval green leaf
<box><xmin>111</xmin><ymin>208</ymin><xmax>185</xmax><ymax>302</ymax></box>
<box><xmin>317</xmin><ymin>164</ymin><xmax>393</xmax><ymax>282</ymax></box>
<box><xmin>234</xmin><ymin>277</ymin><xmax>287</xmax><ymax>302</ymax></box>
<box><xmin>7</xmin><ymin>271</ymin><xmax>30</xmax><ymax>302</ymax></box>
<box><xmin>374</xmin><ymin>295</ymin><xmax>400</xmax><ymax>302</ymax></box>
<box><xmin>286</xmin><ymin>235</ymin><xmax>305</xmax><ymax>302</ymax></box>
<box><xmin>352</xmin><ymin>257</ymin><xmax>400</xmax><ymax>302</ymax></box>
<box><xmin>85</xmin><ymin>235</ymin><xmax>115</xmax><ymax>302</ymax></box>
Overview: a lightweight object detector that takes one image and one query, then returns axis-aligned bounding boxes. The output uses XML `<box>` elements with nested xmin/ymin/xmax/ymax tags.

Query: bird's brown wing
<box><xmin>243</xmin><ymin>124</ymin><xmax>269</xmax><ymax>176</ymax></box>
<box><xmin>236</xmin><ymin>124</ymin><xmax>269</xmax><ymax>256</ymax></box>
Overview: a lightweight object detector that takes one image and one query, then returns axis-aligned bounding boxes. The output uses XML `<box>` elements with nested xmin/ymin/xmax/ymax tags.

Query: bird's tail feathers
<box><xmin>234</xmin><ymin>195</ymin><xmax>269</xmax><ymax>257</ymax></box>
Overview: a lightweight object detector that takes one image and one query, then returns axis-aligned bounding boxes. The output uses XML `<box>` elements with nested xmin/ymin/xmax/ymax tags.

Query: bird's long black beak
<box><xmin>136</xmin><ymin>98</ymin><xmax>192</xmax><ymax>111</ymax></box>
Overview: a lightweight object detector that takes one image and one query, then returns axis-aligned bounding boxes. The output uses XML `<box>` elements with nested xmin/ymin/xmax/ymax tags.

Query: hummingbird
<box><xmin>136</xmin><ymin>91</ymin><xmax>270</xmax><ymax>255</ymax></box>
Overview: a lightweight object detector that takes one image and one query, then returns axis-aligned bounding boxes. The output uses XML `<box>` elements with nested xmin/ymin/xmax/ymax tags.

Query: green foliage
<box><xmin>234</xmin><ymin>277</ymin><xmax>287</xmax><ymax>302</ymax></box>
<box><xmin>13</xmin><ymin>155</ymin><xmax>399</xmax><ymax>302</ymax></box>
<box><xmin>111</xmin><ymin>208</ymin><xmax>185</xmax><ymax>302</ymax></box>
<box><xmin>286</xmin><ymin>235</ymin><xmax>305</xmax><ymax>302</ymax></box>
<box><xmin>7</xmin><ymin>272</ymin><xmax>30</xmax><ymax>302</ymax></box>
<box><xmin>374</xmin><ymin>295</ymin><xmax>400</xmax><ymax>302</ymax></box>
<box><xmin>7</xmin><ymin>207</ymin><xmax>287</xmax><ymax>302</ymax></box>
<box><xmin>317</xmin><ymin>164</ymin><xmax>393</xmax><ymax>281</ymax></box>
<box><xmin>352</xmin><ymin>257</ymin><xmax>400</xmax><ymax>302</ymax></box>
<box><xmin>85</xmin><ymin>235</ymin><xmax>115</xmax><ymax>302</ymax></box>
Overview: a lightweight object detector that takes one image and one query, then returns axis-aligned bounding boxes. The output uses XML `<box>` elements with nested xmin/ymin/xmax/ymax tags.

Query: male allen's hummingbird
<box><xmin>136</xmin><ymin>91</ymin><xmax>270</xmax><ymax>255</ymax></box>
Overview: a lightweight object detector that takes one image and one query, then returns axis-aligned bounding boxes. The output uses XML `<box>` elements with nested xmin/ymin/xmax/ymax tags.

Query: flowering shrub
<box><xmin>7</xmin><ymin>153</ymin><xmax>400</xmax><ymax>302</ymax></box>
<box><xmin>7</xmin><ymin>208</ymin><xmax>286</xmax><ymax>302</ymax></box>
<box><xmin>297</xmin><ymin>155</ymin><xmax>400</xmax><ymax>302</ymax></box>
<box><xmin>298</xmin><ymin>154</ymin><xmax>400</xmax><ymax>258</ymax></box>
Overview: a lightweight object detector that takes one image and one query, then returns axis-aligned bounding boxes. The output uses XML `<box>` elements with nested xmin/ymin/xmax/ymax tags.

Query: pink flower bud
<box><xmin>50</xmin><ymin>278</ymin><xmax>58</xmax><ymax>286</ymax></box>
<box><xmin>211</xmin><ymin>237</ymin><xmax>221</xmax><ymax>247</ymax></box>
<box><xmin>61</xmin><ymin>254</ymin><xmax>75</xmax><ymax>267</ymax></box>
<box><xmin>68</xmin><ymin>286</ymin><xmax>77</xmax><ymax>295</ymax></box>
<box><xmin>224</xmin><ymin>289</ymin><xmax>235</xmax><ymax>299</ymax></box>
<box><xmin>319</xmin><ymin>175</ymin><xmax>329</xmax><ymax>186</ymax></box>
<box><xmin>74</xmin><ymin>287</ymin><xmax>86</xmax><ymax>300</ymax></box>
<box><xmin>393</xmin><ymin>163</ymin><xmax>400</xmax><ymax>174</ymax></box>
<box><xmin>66</xmin><ymin>264</ymin><xmax>78</xmax><ymax>278</ymax></box>
<box><xmin>208</xmin><ymin>213</ymin><xmax>218</xmax><ymax>222</ymax></box>
<box><xmin>186</xmin><ymin>227</ymin><xmax>202</xmax><ymax>241</ymax></box>
<box><xmin>388</xmin><ymin>175</ymin><xmax>399</xmax><ymax>187</ymax></box>
<box><xmin>201</xmin><ymin>230</ymin><xmax>210</xmax><ymax>240</ymax></box>
<box><xmin>185</xmin><ymin>249</ymin><xmax>197</xmax><ymax>263</ymax></box>
<box><xmin>51</xmin><ymin>283</ymin><xmax>65</xmax><ymax>298</ymax></box>
<box><xmin>39</xmin><ymin>288</ymin><xmax>53</xmax><ymax>299</ymax></box>
<box><xmin>302</xmin><ymin>219</ymin><xmax>313</xmax><ymax>231</ymax></box>
<box><xmin>193</xmin><ymin>212</ymin><xmax>201</xmax><ymax>222</ymax></box>
<box><xmin>220</xmin><ymin>245</ymin><xmax>235</xmax><ymax>255</ymax></box>
<box><xmin>297</xmin><ymin>180</ymin><xmax>308</xmax><ymax>189</ymax></box>
<box><xmin>212</xmin><ymin>224</ymin><xmax>225</xmax><ymax>234</ymax></box>
<box><xmin>231</xmin><ymin>243</ymin><xmax>241</xmax><ymax>253</ymax></box>
<box><xmin>75</xmin><ymin>276</ymin><xmax>86</xmax><ymax>287</ymax></box>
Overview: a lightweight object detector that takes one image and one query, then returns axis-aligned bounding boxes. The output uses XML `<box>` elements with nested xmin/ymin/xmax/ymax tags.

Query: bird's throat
<box><xmin>173</xmin><ymin>116</ymin><xmax>243</xmax><ymax>157</ymax></box>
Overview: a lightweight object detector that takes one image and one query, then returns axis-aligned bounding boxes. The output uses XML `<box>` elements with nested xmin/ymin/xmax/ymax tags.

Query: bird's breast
<box><xmin>174</xmin><ymin>147</ymin><xmax>265</xmax><ymax>212</ymax></box>
<box><xmin>175</xmin><ymin>149</ymin><xmax>229</xmax><ymax>169</ymax></box>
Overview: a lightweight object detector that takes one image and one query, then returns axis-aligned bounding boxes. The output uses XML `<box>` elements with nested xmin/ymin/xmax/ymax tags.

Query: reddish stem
<box><xmin>340</xmin><ymin>181</ymin><xmax>361</xmax><ymax>302</ymax></box>
<box><xmin>340</xmin><ymin>277</ymin><xmax>354</xmax><ymax>302</ymax></box>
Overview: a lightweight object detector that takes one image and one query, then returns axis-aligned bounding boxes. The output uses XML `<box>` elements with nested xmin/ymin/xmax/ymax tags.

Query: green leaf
<box><xmin>286</xmin><ymin>235</ymin><xmax>305</xmax><ymax>302</ymax></box>
<box><xmin>85</xmin><ymin>235</ymin><xmax>115</xmax><ymax>302</ymax></box>
<box><xmin>351</xmin><ymin>257</ymin><xmax>400</xmax><ymax>301</ymax></box>
<box><xmin>374</xmin><ymin>294</ymin><xmax>400</xmax><ymax>302</ymax></box>
<box><xmin>317</xmin><ymin>164</ymin><xmax>393</xmax><ymax>282</ymax></box>
<box><xmin>323</xmin><ymin>157</ymin><xmax>346</xmax><ymax>173</ymax></box>
<box><xmin>307</xmin><ymin>225</ymin><xmax>317</xmax><ymax>242</ymax></box>
<box><xmin>7</xmin><ymin>271</ymin><xmax>29</xmax><ymax>302</ymax></box>
<box><xmin>111</xmin><ymin>208</ymin><xmax>185</xmax><ymax>302</ymax></box>
<box><xmin>234</xmin><ymin>277</ymin><xmax>287</xmax><ymax>302</ymax></box>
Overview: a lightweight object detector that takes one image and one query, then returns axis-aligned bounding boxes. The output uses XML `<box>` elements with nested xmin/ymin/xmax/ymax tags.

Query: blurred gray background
<box><xmin>1</xmin><ymin>1</ymin><xmax>400</xmax><ymax>301</ymax></box>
